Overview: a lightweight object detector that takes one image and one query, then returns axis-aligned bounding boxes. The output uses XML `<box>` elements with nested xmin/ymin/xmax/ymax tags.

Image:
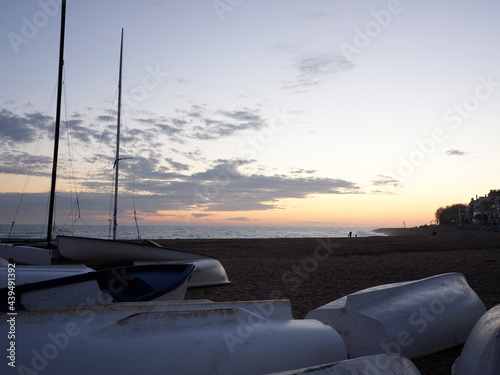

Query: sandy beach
<box><xmin>152</xmin><ymin>227</ymin><xmax>500</xmax><ymax>375</ymax></box>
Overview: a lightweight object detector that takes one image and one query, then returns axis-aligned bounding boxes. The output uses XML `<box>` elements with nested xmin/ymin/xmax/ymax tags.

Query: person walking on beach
<box><xmin>348</xmin><ymin>231</ymin><xmax>352</xmax><ymax>238</ymax></box>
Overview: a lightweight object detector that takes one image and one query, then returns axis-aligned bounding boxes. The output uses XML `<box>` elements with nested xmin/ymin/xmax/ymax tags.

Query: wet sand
<box><xmin>153</xmin><ymin>227</ymin><xmax>500</xmax><ymax>375</ymax></box>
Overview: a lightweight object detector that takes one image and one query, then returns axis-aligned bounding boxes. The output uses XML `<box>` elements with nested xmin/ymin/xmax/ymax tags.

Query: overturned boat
<box><xmin>452</xmin><ymin>304</ymin><xmax>500</xmax><ymax>375</ymax></box>
<box><xmin>265</xmin><ymin>353</ymin><xmax>421</xmax><ymax>375</ymax></box>
<box><xmin>0</xmin><ymin>264</ymin><xmax>93</xmax><ymax>288</ymax></box>
<box><xmin>57</xmin><ymin>236</ymin><xmax>213</xmax><ymax>263</ymax></box>
<box><xmin>2</xmin><ymin>300</ymin><xmax>348</xmax><ymax>375</ymax></box>
<box><xmin>0</xmin><ymin>243</ymin><xmax>52</xmax><ymax>265</ymax></box>
<box><xmin>306</xmin><ymin>273</ymin><xmax>486</xmax><ymax>359</ymax></box>
<box><xmin>57</xmin><ymin>236</ymin><xmax>230</xmax><ymax>287</ymax></box>
<box><xmin>134</xmin><ymin>259</ymin><xmax>229</xmax><ymax>288</ymax></box>
<box><xmin>0</xmin><ymin>264</ymin><xmax>194</xmax><ymax>312</ymax></box>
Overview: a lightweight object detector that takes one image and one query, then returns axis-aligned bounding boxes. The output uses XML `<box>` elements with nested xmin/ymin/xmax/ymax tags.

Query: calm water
<box><xmin>0</xmin><ymin>224</ymin><xmax>383</xmax><ymax>240</ymax></box>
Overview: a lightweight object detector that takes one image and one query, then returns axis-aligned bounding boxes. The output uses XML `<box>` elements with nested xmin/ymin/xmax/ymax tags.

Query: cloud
<box><xmin>1</xmin><ymin>159</ymin><xmax>362</xmax><ymax>223</ymax></box>
<box><xmin>188</xmin><ymin>106</ymin><xmax>266</xmax><ymax>140</ymax></box>
<box><xmin>0</xmin><ymin>109</ymin><xmax>48</xmax><ymax>145</ymax></box>
<box><xmin>446</xmin><ymin>149</ymin><xmax>466</xmax><ymax>156</ymax></box>
<box><xmin>65</xmin><ymin>119</ymin><xmax>101</xmax><ymax>144</ymax></box>
<box><xmin>282</xmin><ymin>53</ymin><xmax>355</xmax><ymax>92</ymax></box>
<box><xmin>159</xmin><ymin>159</ymin><xmax>360</xmax><ymax>212</ymax></box>
<box><xmin>127</xmin><ymin>155</ymin><xmax>181</xmax><ymax>184</ymax></box>
<box><xmin>133</xmin><ymin>104</ymin><xmax>267</xmax><ymax>142</ymax></box>
<box><xmin>290</xmin><ymin>168</ymin><xmax>317</xmax><ymax>174</ymax></box>
<box><xmin>164</xmin><ymin>158</ymin><xmax>190</xmax><ymax>171</ymax></box>
<box><xmin>191</xmin><ymin>213</ymin><xmax>212</xmax><ymax>218</ymax></box>
<box><xmin>372</xmin><ymin>174</ymin><xmax>401</xmax><ymax>188</ymax></box>
<box><xmin>1</xmin><ymin>103</ymin><xmax>269</xmax><ymax>161</ymax></box>
<box><xmin>162</xmin><ymin>159</ymin><xmax>360</xmax><ymax>213</ymax></box>
<box><xmin>0</xmin><ymin>150</ymin><xmax>52</xmax><ymax>176</ymax></box>
<box><xmin>0</xmin><ymin>108</ymin><xmax>116</xmax><ymax>156</ymax></box>
<box><xmin>371</xmin><ymin>189</ymin><xmax>397</xmax><ymax>196</ymax></box>
<box><xmin>227</xmin><ymin>217</ymin><xmax>252</xmax><ymax>221</ymax></box>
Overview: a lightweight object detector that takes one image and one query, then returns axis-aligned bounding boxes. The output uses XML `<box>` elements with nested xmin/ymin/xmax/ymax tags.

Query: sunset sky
<box><xmin>1</xmin><ymin>0</ymin><xmax>499</xmax><ymax>228</ymax></box>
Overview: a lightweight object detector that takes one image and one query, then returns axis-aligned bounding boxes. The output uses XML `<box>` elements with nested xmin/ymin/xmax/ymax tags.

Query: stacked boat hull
<box><xmin>1</xmin><ymin>301</ymin><xmax>347</xmax><ymax>375</ymax></box>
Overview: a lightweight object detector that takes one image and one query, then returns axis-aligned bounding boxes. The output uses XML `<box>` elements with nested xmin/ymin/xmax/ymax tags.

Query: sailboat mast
<box><xmin>112</xmin><ymin>28</ymin><xmax>124</xmax><ymax>240</ymax></box>
<box><xmin>46</xmin><ymin>0</ymin><xmax>66</xmax><ymax>244</ymax></box>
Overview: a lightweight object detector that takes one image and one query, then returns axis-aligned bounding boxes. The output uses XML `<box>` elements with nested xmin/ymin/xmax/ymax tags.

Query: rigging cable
<box><xmin>108</xmin><ymin>165</ymin><xmax>115</xmax><ymax>239</ymax></box>
<box><xmin>8</xmin><ymin>81</ymin><xmax>58</xmax><ymax>239</ymax></box>
<box><xmin>120</xmin><ymin>107</ymin><xmax>140</xmax><ymax>239</ymax></box>
<box><xmin>61</xmin><ymin>87</ymin><xmax>119</xmax><ymax>237</ymax></box>
<box><xmin>130</xmin><ymin>163</ymin><xmax>141</xmax><ymax>240</ymax></box>
<box><xmin>61</xmin><ymin>68</ymin><xmax>80</xmax><ymax>232</ymax></box>
<box><xmin>77</xmin><ymin>87</ymin><xmax>118</xmax><ymax>193</ymax></box>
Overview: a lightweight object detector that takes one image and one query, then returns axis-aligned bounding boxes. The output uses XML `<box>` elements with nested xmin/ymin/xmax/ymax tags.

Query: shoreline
<box><xmin>374</xmin><ymin>225</ymin><xmax>500</xmax><ymax>236</ymax></box>
<box><xmin>3</xmin><ymin>225</ymin><xmax>499</xmax><ymax>244</ymax></box>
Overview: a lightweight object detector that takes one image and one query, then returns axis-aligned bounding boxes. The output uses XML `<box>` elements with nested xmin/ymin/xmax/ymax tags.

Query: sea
<box><xmin>0</xmin><ymin>224</ymin><xmax>384</xmax><ymax>240</ymax></box>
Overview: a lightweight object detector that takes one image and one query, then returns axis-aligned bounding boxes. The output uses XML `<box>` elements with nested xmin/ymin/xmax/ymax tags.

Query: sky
<box><xmin>1</xmin><ymin>0</ymin><xmax>499</xmax><ymax>229</ymax></box>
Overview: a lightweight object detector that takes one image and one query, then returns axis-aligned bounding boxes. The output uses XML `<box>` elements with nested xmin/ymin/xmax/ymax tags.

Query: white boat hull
<box><xmin>28</xmin><ymin>299</ymin><xmax>294</xmax><ymax>321</ymax></box>
<box><xmin>265</xmin><ymin>354</ymin><xmax>421</xmax><ymax>374</ymax></box>
<box><xmin>0</xmin><ymin>243</ymin><xmax>52</xmax><ymax>265</ymax></box>
<box><xmin>2</xmin><ymin>302</ymin><xmax>348</xmax><ymax>375</ymax></box>
<box><xmin>452</xmin><ymin>304</ymin><xmax>500</xmax><ymax>375</ymax></box>
<box><xmin>306</xmin><ymin>273</ymin><xmax>486</xmax><ymax>359</ymax></box>
<box><xmin>134</xmin><ymin>259</ymin><xmax>230</xmax><ymax>287</ymax></box>
<box><xmin>0</xmin><ymin>264</ymin><xmax>94</xmax><ymax>288</ymax></box>
<box><xmin>0</xmin><ymin>264</ymin><xmax>194</xmax><ymax>311</ymax></box>
<box><xmin>58</xmin><ymin>236</ymin><xmax>230</xmax><ymax>287</ymax></box>
<box><xmin>57</xmin><ymin>236</ymin><xmax>212</xmax><ymax>264</ymax></box>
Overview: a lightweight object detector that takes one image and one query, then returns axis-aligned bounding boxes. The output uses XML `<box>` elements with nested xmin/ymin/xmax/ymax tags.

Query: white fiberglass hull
<box><xmin>0</xmin><ymin>243</ymin><xmax>52</xmax><ymax>265</ymax></box>
<box><xmin>0</xmin><ymin>264</ymin><xmax>93</xmax><ymax>288</ymax></box>
<box><xmin>2</xmin><ymin>301</ymin><xmax>347</xmax><ymax>375</ymax></box>
<box><xmin>452</xmin><ymin>304</ymin><xmax>500</xmax><ymax>375</ymax></box>
<box><xmin>57</xmin><ymin>236</ymin><xmax>212</xmax><ymax>264</ymax></box>
<box><xmin>134</xmin><ymin>259</ymin><xmax>230</xmax><ymax>287</ymax></box>
<box><xmin>0</xmin><ymin>264</ymin><xmax>194</xmax><ymax>312</ymax></box>
<box><xmin>306</xmin><ymin>273</ymin><xmax>486</xmax><ymax>359</ymax></box>
<box><xmin>58</xmin><ymin>236</ymin><xmax>230</xmax><ymax>287</ymax></box>
<box><xmin>265</xmin><ymin>353</ymin><xmax>421</xmax><ymax>375</ymax></box>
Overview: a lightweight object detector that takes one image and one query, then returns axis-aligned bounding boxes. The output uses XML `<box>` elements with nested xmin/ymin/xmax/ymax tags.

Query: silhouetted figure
<box><xmin>348</xmin><ymin>231</ymin><xmax>352</xmax><ymax>238</ymax></box>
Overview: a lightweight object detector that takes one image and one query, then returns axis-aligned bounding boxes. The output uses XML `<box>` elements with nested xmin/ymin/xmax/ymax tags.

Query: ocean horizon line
<box><xmin>0</xmin><ymin>224</ymin><xmax>384</xmax><ymax>240</ymax></box>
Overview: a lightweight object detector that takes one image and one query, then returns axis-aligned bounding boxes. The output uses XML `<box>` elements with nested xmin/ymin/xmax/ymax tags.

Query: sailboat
<box><xmin>53</xmin><ymin>15</ymin><xmax>229</xmax><ymax>288</ymax></box>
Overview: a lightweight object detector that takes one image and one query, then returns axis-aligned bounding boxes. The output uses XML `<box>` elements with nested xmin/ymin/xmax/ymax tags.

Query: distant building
<box><xmin>468</xmin><ymin>189</ymin><xmax>500</xmax><ymax>225</ymax></box>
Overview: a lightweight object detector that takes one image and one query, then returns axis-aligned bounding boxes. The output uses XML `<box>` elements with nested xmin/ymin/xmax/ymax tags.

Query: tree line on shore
<box><xmin>435</xmin><ymin>204</ymin><xmax>468</xmax><ymax>226</ymax></box>
<box><xmin>435</xmin><ymin>203</ymin><xmax>498</xmax><ymax>226</ymax></box>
